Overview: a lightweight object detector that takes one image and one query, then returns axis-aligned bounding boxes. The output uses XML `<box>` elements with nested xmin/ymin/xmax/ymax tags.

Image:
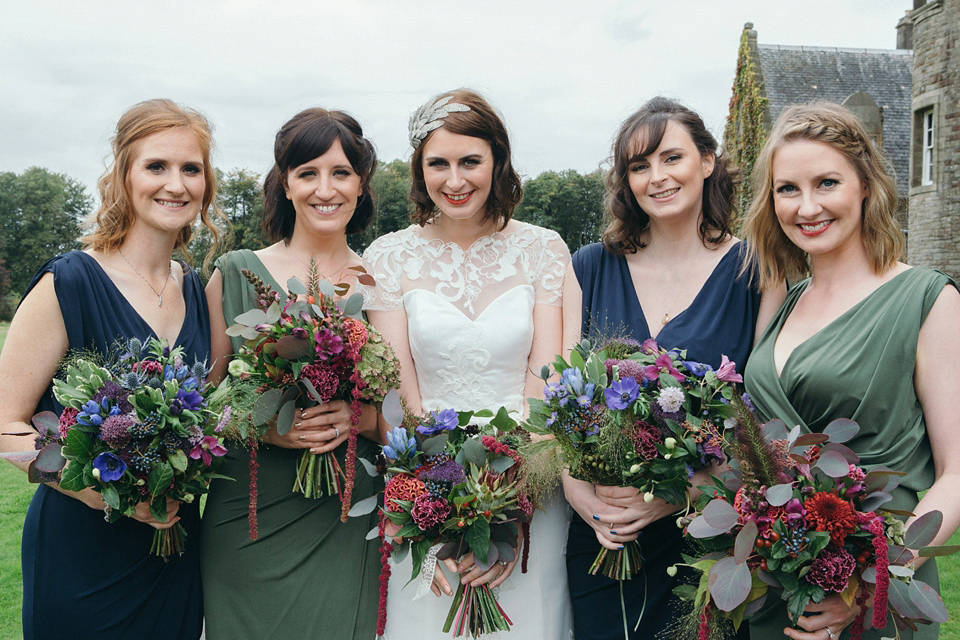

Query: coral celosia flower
<box><xmin>384</xmin><ymin>474</ymin><xmax>427</xmax><ymax>512</ymax></box>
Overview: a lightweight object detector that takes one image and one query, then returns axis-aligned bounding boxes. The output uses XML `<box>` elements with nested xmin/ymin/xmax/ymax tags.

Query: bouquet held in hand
<box><xmin>23</xmin><ymin>337</ymin><xmax>230</xmax><ymax>558</ymax></box>
<box><xmin>356</xmin><ymin>402</ymin><xmax>532</xmax><ymax>638</ymax></box>
<box><xmin>679</xmin><ymin>401</ymin><xmax>957</xmax><ymax>639</ymax></box>
<box><xmin>225</xmin><ymin>266</ymin><xmax>400</xmax><ymax>522</ymax></box>
<box><xmin>523</xmin><ymin>337</ymin><xmax>739</xmax><ymax>581</ymax></box>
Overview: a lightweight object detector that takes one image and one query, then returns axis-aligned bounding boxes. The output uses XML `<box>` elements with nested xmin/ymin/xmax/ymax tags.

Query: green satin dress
<box><xmin>200</xmin><ymin>250</ymin><xmax>381</xmax><ymax>640</ymax></box>
<box><xmin>744</xmin><ymin>267</ymin><xmax>957</xmax><ymax>640</ymax></box>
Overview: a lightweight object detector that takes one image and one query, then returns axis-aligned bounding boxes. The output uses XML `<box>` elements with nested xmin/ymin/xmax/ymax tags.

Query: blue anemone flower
<box><xmin>93</xmin><ymin>452</ymin><xmax>126</xmax><ymax>482</ymax></box>
<box><xmin>417</xmin><ymin>408</ymin><xmax>459</xmax><ymax>436</ymax></box>
<box><xmin>604</xmin><ymin>377</ymin><xmax>639</xmax><ymax>410</ymax></box>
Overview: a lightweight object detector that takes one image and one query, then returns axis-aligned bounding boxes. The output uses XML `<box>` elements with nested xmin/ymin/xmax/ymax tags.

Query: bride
<box><xmin>364</xmin><ymin>88</ymin><xmax>573</xmax><ymax>639</ymax></box>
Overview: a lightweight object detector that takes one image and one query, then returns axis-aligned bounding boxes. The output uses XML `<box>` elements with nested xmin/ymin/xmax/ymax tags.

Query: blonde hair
<box><xmin>82</xmin><ymin>99</ymin><xmax>222</xmax><ymax>265</ymax></box>
<box><xmin>742</xmin><ymin>101</ymin><xmax>902</xmax><ymax>290</ymax></box>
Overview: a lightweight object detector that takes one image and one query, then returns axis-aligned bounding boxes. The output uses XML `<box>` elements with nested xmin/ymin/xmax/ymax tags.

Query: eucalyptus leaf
<box><xmin>31</xmin><ymin>411</ymin><xmax>60</xmax><ymax>437</ymax></box>
<box><xmin>381</xmin><ymin>390</ymin><xmax>403</xmax><ymax>428</ymax></box>
<box><xmin>253</xmin><ymin>389</ymin><xmax>282</xmax><ymax>426</ymax></box>
<box><xmin>233</xmin><ymin>308</ymin><xmax>268</xmax><ymax>326</ymax></box>
<box><xmin>919</xmin><ymin>544</ymin><xmax>960</xmax><ymax>557</ymax></box>
<box><xmin>301</xmin><ymin>377</ymin><xmax>325</xmax><ymax>404</ymax></box>
<box><xmin>275</xmin><ymin>336</ymin><xmax>311</xmax><ymax>360</ymax></box>
<box><xmin>734</xmin><ymin>520</ymin><xmax>758</xmax><ymax>564</ymax></box>
<box><xmin>761</xmin><ymin>419</ymin><xmax>788</xmax><ymax>442</ymax></box>
<box><xmin>822</xmin><ymin>418</ymin><xmax>859</xmax><ymax>444</ymax></box>
<box><xmin>909</xmin><ymin>579</ymin><xmax>948</xmax><ymax>623</ymax></box>
<box><xmin>421</xmin><ymin>433</ymin><xmax>449</xmax><ymax>455</ymax></box>
<box><xmin>358</xmin><ymin>456</ymin><xmax>378</xmax><ymax>477</ymax></box>
<box><xmin>904</xmin><ymin>510</ymin><xmax>943</xmax><ymax>549</ymax></box>
<box><xmin>33</xmin><ymin>444</ymin><xmax>65</xmax><ymax>474</ymax></box>
<box><xmin>347</xmin><ymin>494</ymin><xmax>380</xmax><ymax>517</ymax></box>
<box><xmin>490</xmin><ymin>456</ymin><xmax>516</xmax><ymax>474</ymax></box>
<box><xmin>317</xmin><ymin>280</ymin><xmax>336</xmax><ymax>298</ymax></box>
<box><xmin>765</xmin><ymin>483</ymin><xmax>793</xmax><ymax>507</ymax></box>
<box><xmin>460</xmin><ymin>437</ymin><xmax>487</xmax><ymax>467</ymax></box>
<box><xmin>793</xmin><ymin>432</ymin><xmax>828</xmax><ymax>447</ymax></box>
<box><xmin>0</xmin><ymin>450</ymin><xmax>39</xmax><ymax>462</ymax></box>
<box><xmin>340</xmin><ymin>293</ymin><xmax>363</xmax><ymax>318</ymax></box>
<box><xmin>813</xmin><ymin>450</ymin><xmax>850</xmax><ymax>478</ymax></box>
<box><xmin>708</xmin><ymin>556</ymin><xmax>752</xmax><ymax>612</ymax></box>
<box><xmin>687</xmin><ymin>514</ymin><xmax>730</xmax><ymax>539</ymax></box>
<box><xmin>860</xmin><ymin>491</ymin><xmax>892</xmax><ymax>512</ymax></box>
<box><xmin>702</xmin><ymin>497</ymin><xmax>739</xmax><ymax>531</ymax></box>
<box><xmin>888</xmin><ymin>577</ymin><xmax>923</xmax><ymax>619</ymax></box>
<box><xmin>287</xmin><ymin>277</ymin><xmax>308</xmax><ymax>296</ymax></box>
<box><xmin>277</xmin><ymin>400</ymin><xmax>297</xmax><ymax>435</ymax></box>
<box><xmin>225</xmin><ymin>324</ymin><xmax>248</xmax><ymax>337</ymax></box>
<box><xmin>365</xmin><ymin>526</ymin><xmax>380</xmax><ymax>541</ymax></box>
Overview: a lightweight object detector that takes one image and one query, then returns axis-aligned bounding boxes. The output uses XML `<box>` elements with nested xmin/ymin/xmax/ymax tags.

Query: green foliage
<box><xmin>353</xmin><ymin>159</ymin><xmax>414</xmax><ymax>254</ymax></box>
<box><xmin>723</xmin><ymin>29</ymin><xmax>769</xmax><ymax>221</ymax></box>
<box><xmin>0</xmin><ymin>167</ymin><xmax>88</xmax><ymax>297</ymax></box>
<box><xmin>187</xmin><ymin>168</ymin><xmax>266</xmax><ymax>275</ymax></box>
<box><xmin>514</xmin><ymin>169</ymin><xmax>605</xmax><ymax>253</ymax></box>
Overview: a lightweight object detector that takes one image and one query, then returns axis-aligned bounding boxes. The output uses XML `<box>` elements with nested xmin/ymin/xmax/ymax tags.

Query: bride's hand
<box><xmin>444</xmin><ymin>551</ymin><xmax>517</xmax><ymax>589</ymax></box>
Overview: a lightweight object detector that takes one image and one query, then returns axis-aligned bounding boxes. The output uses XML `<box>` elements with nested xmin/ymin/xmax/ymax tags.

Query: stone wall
<box><xmin>908</xmin><ymin>0</ymin><xmax>960</xmax><ymax>278</ymax></box>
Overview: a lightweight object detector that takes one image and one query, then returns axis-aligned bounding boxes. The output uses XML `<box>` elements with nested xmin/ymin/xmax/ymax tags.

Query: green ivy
<box><xmin>723</xmin><ymin>29</ymin><xmax>769</xmax><ymax>221</ymax></box>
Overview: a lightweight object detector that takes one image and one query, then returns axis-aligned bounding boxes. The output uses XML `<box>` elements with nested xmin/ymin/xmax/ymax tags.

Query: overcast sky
<box><xmin>1</xmin><ymin>0</ymin><xmax>911</xmax><ymax>197</ymax></box>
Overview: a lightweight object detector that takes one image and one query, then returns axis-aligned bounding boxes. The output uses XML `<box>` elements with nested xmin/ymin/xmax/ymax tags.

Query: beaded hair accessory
<box><xmin>408</xmin><ymin>95</ymin><xmax>470</xmax><ymax>149</ymax></box>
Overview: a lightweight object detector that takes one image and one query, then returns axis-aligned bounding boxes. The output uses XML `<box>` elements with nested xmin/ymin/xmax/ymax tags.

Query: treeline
<box><xmin>0</xmin><ymin>163</ymin><xmax>607</xmax><ymax>317</ymax></box>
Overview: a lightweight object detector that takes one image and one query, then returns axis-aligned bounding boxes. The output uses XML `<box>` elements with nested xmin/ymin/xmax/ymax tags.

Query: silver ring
<box><xmin>825</xmin><ymin>628</ymin><xmax>835</xmax><ymax>640</ymax></box>
<box><xmin>497</xmin><ymin>560</ymin><xmax>507</xmax><ymax>566</ymax></box>
<box><xmin>299</xmin><ymin>434</ymin><xmax>305</xmax><ymax>441</ymax></box>
<box><xmin>334</xmin><ymin>427</ymin><xmax>340</xmax><ymax>438</ymax></box>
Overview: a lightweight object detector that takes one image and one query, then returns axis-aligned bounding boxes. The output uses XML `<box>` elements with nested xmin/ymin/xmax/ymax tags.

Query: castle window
<box><xmin>921</xmin><ymin>109</ymin><xmax>934</xmax><ymax>186</ymax></box>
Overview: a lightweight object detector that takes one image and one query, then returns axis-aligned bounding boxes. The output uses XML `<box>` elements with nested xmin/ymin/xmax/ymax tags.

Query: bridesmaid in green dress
<box><xmin>741</xmin><ymin>102</ymin><xmax>960</xmax><ymax>640</ymax></box>
<box><xmin>200</xmin><ymin>108</ymin><xmax>383</xmax><ymax>639</ymax></box>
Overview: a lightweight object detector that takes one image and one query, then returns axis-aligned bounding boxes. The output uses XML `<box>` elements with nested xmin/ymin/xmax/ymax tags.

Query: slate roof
<box><xmin>756</xmin><ymin>44</ymin><xmax>913</xmax><ymax>194</ymax></box>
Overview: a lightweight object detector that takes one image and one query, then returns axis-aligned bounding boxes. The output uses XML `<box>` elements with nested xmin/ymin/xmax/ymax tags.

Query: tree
<box><xmin>352</xmin><ymin>159</ymin><xmax>414</xmax><ymax>254</ymax></box>
<box><xmin>186</xmin><ymin>168</ymin><xmax>266</xmax><ymax>275</ymax></box>
<box><xmin>0</xmin><ymin>167</ymin><xmax>89</xmax><ymax>295</ymax></box>
<box><xmin>514</xmin><ymin>169</ymin><xmax>606</xmax><ymax>253</ymax></box>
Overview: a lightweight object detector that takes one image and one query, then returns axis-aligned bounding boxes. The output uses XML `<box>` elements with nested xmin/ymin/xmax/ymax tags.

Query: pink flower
<box><xmin>189</xmin><ymin>436</ymin><xmax>227</xmax><ymax>466</ymax></box>
<box><xmin>715</xmin><ymin>355</ymin><xmax>742</xmax><ymax>383</ymax></box>
<box><xmin>643</xmin><ymin>353</ymin><xmax>685</xmax><ymax>383</ymax></box>
<box><xmin>58</xmin><ymin>407</ymin><xmax>79</xmax><ymax>439</ymax></box>
<box><xmin>805</xmin><ymin>546</ymin><xmax>856</xmax><ymax>592</ymax></box>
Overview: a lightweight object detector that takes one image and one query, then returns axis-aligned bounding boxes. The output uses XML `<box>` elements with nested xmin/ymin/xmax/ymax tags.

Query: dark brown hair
<box><xmin>602</xmin><ymin>96</ymin><xmax>735</xmax><ymax>254</ymax></box>
<box><xmin>82</xmin><ymin>98</ymin><xmax>222</xmax><ymax>264</ymax></box>
<box><xmin>262</xmin><ymin>108</ymin><xmax>377</xmax><ymax>243</ymax></box>
<box><xmin>409</xmin><ymin>89</ymin><xmax>522</xmax><ymax>228</ymax></box>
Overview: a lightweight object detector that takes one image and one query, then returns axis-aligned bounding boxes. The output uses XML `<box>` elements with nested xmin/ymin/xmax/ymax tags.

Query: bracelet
<box><xmin>103</xmin><ymin>504</ymin><xmax>112</xmax><ymax>522</ymax></box>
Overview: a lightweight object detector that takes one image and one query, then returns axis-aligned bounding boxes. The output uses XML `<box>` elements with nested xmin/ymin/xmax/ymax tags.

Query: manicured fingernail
<box><xmin>610</xmin><ymin>530</ymin><xmax>617</xmax><ymax>535</ymax></box>
<box><xmin>617</xmin><ymin>545</ymin><xmax>624</xmax><ymax>550</ymax></box>
<box><xmin>636</xmin><ymin>531</ymin><xmax>643</xmax><ymax>538</ymax></box>
<box><xmin>592</xmin><ymin>514</ymin><xmax>599</xmax><ymax>520</ymax></box>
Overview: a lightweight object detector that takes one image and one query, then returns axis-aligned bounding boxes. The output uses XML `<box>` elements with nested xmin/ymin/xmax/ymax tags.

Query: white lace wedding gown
<box><xmin>363</xmin><ymin>221</ymin><xmax>574</xmax><ymax>639</ymax></box>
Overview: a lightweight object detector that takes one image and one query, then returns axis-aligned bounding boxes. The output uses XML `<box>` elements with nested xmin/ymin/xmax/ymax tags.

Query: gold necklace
<box><xmin>119</xmin><ymin>248</ymin><xmax>173</xmax><ymax>307</ymax></box>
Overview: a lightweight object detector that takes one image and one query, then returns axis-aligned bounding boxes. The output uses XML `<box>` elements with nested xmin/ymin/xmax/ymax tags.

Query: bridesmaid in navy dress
<box><xmin>0</xmin><ymin>99</ymin><xmax>221</xmax><ymax>639</ymax></box>
<box><xmin>561</xmin><ymin>96</ymin><xmax>784</xmax><ymax>639</ymax></box>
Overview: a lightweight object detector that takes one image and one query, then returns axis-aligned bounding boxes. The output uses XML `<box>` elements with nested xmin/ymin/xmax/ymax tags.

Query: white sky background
<box><xmin>0</xmin><ymin>0</ymin><xmax>910</xmax><ymax>197</ymax></box>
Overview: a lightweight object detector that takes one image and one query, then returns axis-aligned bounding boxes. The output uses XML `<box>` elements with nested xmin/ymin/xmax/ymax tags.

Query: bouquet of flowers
<box><xmin>22</xmin><ymin>338</ymin><xmax>230</xmax><ymax>558</ymax></box>
<box><xmin>352</xmin><ymin>400</ymin><xmax>532</xmax><ymax>638</ymax></box>
<box><xmin>224</xmin><ymin>266</ymin><xmax>400</xmax><ymax>522</ymax></box>
<box><xmin>523</xmin><ymin>338</ymin><xmax>740</xmax><ymax>581</ymax></box>
<box><xmin>678</xmin><ymin>399</ymin><xmax>955</xmax><ymax>639</ymax></box>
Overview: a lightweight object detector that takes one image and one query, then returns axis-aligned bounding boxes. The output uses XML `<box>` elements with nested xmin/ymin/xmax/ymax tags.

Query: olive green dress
<box><xmin>200</xmin><ymin>250</ymin><xmax>381</xmax><ymax>639</ymax></box>
<box><xmin>744</xmin><ymin>267</ymin><xmax>957</xmax><ymax>640</ymax></box>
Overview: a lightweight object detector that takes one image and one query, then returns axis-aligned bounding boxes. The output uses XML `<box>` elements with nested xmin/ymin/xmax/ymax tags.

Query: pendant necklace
<box><xmin>119</xmin><ymin>248</ymin><xmax>173</xmax><ymax>307</ymax></box>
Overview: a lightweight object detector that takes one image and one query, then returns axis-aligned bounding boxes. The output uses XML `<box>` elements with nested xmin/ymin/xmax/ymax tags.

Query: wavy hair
<box><xmin>409</xmin><ymin>89</ymin><xmax>522</xmax><ymax>229</ymax></box>
<box><xmin>602</xmin><ymin>96</ymin><xmax>735</xmax><ymax>254</ymax></box>
<box><xmin>82</xmin><ymin>99</ymin><xmax>222</xmax><ymax>265</ymax></box>
<box><xmin>262</xmin><ymin>108</ymin><xmax>377</xmax><ymax>243</ymax></box>
<box><xmin>742</xmin><ymin>101</ymin><xmax>902</xmax><ymax>290</ymax></box>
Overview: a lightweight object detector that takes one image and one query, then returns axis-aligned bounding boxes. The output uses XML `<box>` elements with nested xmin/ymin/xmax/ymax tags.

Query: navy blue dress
<box><xmin>20</xmin><ymin>251</ymin><xmax>208</xmax><ymax>640</ymax></box>
<box><xmin>567</xmin><ymin>241</ymin><xmax>760</xmax><ymax>639</ymax></box>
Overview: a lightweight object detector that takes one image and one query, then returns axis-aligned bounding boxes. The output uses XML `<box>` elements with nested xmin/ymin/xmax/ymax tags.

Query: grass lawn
<box><xmin>1</xmin><ymin>322</ymin><xmax>959</xmax><ymax>639</ymax></box>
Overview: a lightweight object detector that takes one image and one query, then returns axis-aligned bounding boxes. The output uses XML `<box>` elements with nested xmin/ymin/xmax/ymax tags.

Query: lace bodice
<box><xmin>363</xmin><ymin>222</ymin><xmax>569</xmax><ymax>413</ymax></box>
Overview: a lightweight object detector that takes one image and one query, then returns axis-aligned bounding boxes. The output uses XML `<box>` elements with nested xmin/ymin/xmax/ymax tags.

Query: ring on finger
<box><xmin>825</xmin><ymin>627</ymin><xmax>835</xmax><ymax>639</ymax></box>
<box><xmin>334</xmin><ymin>426</ymin><xmax>340</xmax><ymax>438</ymax></box>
